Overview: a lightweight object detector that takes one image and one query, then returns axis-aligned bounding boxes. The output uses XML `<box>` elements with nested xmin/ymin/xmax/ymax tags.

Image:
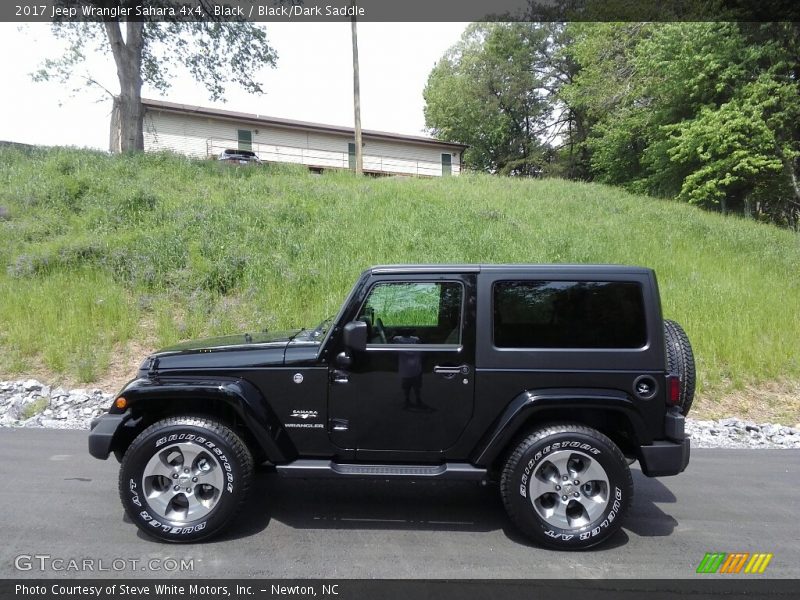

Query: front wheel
<box><xmin>500</xmin><ymin>424</ymin><xmax>633</xmax><ymax>550</ymax></box>
<box><xmin>119</xmin><ymin>416</ymin><xmax>253</xmax><ymax>542</ymax></box>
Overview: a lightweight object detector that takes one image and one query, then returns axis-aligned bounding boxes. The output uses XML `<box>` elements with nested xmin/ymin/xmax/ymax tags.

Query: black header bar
<box><xmin>2</xmin><ymin>579</ymin><xmax>799</xmax><ymax>600</ymax></box>
<box><xmin>4</xmin><ymin>0</ymin><xmax>799</xmax><ymax>23</ymax></box>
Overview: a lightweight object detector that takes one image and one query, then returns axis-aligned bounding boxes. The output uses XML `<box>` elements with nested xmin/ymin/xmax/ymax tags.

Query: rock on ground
<box><xmin>0</xmin><ymin>379</ymin><xmax>113</xmax><ymax>430</ymax></box>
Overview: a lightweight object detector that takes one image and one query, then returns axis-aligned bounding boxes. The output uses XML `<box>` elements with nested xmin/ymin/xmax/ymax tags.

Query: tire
<box><xmin>500</xmin><ymin>424</ymin><xmax>633</xmax><ymax>550</ymax></box>
<box><xmin>119</xmin><ymin>416</ymin><xmax>253</xmax><ymax>543</ymax></box>
<box><xmin>664</xmin><ymin>319</ymin><xmax>696</xmax><ymax>415</ymax></box>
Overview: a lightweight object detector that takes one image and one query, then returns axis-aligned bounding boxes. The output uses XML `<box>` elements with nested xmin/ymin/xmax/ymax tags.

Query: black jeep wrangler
<box><xmin>89</xmin><ymin>265</ymin><xmax>693</xmax><ymax>549</ymax></box>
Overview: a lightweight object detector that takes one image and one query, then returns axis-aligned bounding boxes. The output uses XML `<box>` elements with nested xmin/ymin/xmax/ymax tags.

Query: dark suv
<box><xmin>217</xmin><ymin>149</ymin><xmax>261</xmax><ymax>165</ymax></box>
<box><xmin>89</xmin><ymin>265</ymin><xmax>694</xmax><ymax>549</ymax></box>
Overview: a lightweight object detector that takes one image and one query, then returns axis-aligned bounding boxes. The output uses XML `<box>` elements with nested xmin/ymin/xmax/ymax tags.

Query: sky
<box><xmin>0</xmin><ymin>22</ymin><xmax>468</xmax><ymax>150</ymax></box>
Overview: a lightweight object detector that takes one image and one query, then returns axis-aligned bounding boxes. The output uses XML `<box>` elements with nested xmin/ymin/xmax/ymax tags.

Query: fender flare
<box><xmin>470</xmin><ymin>388</ymin><xmax>649</xmax><ymax>467</ymax></box>
<box><xmin>109</xmin><ymin>376</ymin><xmax>297</xmax><ymax>463</ymax></box>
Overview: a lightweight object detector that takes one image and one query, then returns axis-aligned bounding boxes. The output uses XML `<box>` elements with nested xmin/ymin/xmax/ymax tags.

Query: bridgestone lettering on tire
<box><xmin>119</xmin><ymin>416</ymin><xmax>253</xmax><ymax>543</ymax></box>
<box><xmin>500</xmin><ymin>424</ymin><xmax>633</xmax><ymax>550</ymax></box>
<box><xmin>664</xmin><ymin>319</ymin><xmax>696</xmax><ymax>415</ymax></box>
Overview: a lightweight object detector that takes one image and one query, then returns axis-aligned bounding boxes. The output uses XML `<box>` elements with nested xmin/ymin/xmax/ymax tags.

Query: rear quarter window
<box><xmin>493</xmin><ymin>280</ymin><xmax>647</xmax><ymax>349</ymax></box>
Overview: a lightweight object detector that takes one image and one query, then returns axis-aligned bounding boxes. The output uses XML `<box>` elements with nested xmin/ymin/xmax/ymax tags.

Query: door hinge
<box><xmin>330</xmin><ymin>369</ymin><xmax>350</xmax><ymax>384</ymax></box>
<box><xmin>147</xmin><ymin>357</ymin><xmax>160</xmax><ymax>378</ymax></box>
<box><xmin>330</xmin><ymin>418</ymin><xmax>349</xmax><ymax>432</ymax></box>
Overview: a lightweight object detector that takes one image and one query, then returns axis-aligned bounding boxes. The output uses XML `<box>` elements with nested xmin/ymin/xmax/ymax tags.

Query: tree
<box><xmin>423</xmin><ymin>23</ymin><xmax>562</xmax><ymax>175</ymax></box>
<box><xmin>562</xmin><ymin>22</ymin><xmax>800</xmax><ymax>226</ymax></box>
<box><xmin>558</xmin><ymin>22</ymin><xmax>654</xmax><ymax>189</ymax></box>
<box><xmin>34</xmin><ymin>5</ymin><xmax>278</xmax><ymax>152</ymax></box>
<box><xmin>541</xmin><ymin>24</ymin><xmax>589</xmax><ymax>180</ymax></box>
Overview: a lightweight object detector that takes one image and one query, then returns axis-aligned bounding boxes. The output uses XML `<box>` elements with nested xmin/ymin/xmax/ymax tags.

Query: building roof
<box><xmin>141</xmin><ymin>98</ymin><xmax>468</xmax><ymax>151</ymax></box>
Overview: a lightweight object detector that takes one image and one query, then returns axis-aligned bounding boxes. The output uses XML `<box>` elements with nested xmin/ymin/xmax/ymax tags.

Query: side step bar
<box><xmin>276</xmin><ymin>460</ymin><xmax>487</xmax><ymax>481</ymax></box>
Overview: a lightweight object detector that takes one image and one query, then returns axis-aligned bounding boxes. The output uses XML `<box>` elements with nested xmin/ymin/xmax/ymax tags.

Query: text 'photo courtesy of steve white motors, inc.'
<box><xmin>13</xmin><ymin>583</ymin><xmax>341</xmax><ymax>598</ymax></box>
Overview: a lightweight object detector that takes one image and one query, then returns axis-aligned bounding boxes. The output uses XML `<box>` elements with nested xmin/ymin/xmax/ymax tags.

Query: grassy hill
<box><xmin>1</xmin><ymin>146</ymin><xmax>798</xmax><ymax>420</ymax></box>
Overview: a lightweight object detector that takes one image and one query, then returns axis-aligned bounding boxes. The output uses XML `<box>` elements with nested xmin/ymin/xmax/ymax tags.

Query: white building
<box><xmin>136</xmin><ymin>99</ymin><xmax>467</xmax><ymax>177</ymax></box>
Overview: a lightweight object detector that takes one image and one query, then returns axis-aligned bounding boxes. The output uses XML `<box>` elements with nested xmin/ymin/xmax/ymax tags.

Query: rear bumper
<box><xmin>638</xmin><ymin>408</ymin><xmax>690</xmax><ymax>477</ymax></box>
<box><xmin>88</xmin><ymin>412</ymin><xmax>129</xmax><ymax>460</ymax></box>
<box><xmin>638</xmin><ymin>437</ymin><xmax>690</xmax><ymax>477</ymax></box>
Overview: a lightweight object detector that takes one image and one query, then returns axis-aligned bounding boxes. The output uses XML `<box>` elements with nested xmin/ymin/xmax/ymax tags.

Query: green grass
<box><xmin>1</xmin><ymin>146</ymin><xmax>798</xmax><ymax>417</ymax></box>
<box><xmin>20</xmin><ymin>396</ymin><xmax>49</xmax><ymax>420</ymax></box>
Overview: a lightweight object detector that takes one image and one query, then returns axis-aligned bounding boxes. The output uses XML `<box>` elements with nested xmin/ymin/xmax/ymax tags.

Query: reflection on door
<box><xmin>328</xmin><ymin>279</ymin><xmax>475</xmax><ymax>453</ymax></box>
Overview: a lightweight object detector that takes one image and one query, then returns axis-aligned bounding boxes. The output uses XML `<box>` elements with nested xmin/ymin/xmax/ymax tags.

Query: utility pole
<box><xmin>351</xmin><ymin>10</ymin><xmax>363</xmax><ymax>174</ymax></box>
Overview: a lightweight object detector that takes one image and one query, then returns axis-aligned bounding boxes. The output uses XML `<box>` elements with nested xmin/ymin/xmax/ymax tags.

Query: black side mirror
<box><xmin>343</xmin><ymin>320</ymin><xmax>367</xmax><ymax>351</ymax></box>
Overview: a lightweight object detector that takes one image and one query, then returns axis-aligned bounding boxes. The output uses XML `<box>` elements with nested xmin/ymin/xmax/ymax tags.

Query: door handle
<box><xmin>434</xmin><ymin>366</ymin><xmax>462</xmax><ymax>376</ymax></box>
<box><xmin>434</xmin><ymin>366</ymin><xmax>461</xmax><ymax>374</ymax></box>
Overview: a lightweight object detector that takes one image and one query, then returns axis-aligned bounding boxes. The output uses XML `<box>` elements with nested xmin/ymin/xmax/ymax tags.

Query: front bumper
<box><xmin>88</xmin><ymin>411</ymin><xmax>129</xmax><ymax>460</ymax></box>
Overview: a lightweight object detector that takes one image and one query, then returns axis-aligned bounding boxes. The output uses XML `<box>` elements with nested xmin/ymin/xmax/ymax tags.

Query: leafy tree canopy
<box><xmin>425</xmin><ymin>21</ymin><xmax>800</xmax><ymax>227</ymax></box>
<box><xmin>423</xmin><ymin>23</ymin><xmax>561</xmax><ymax>176</ymax></box>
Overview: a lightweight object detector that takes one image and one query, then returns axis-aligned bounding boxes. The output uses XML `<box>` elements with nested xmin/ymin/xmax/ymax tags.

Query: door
<box><xmin>328</xmin><ymin>278</ymin><xmax>475</xmax><ymax>456</ymax></box>
<box><xmin>441</xmin><ymin>153</ymin><xmax>452</xmax><ymax>176</ymax></box>
<box><xmin>238</xmin><ymin>129</ymin><xmax>252</xmax><ymax>151</ymax></box>
<box><xmin>348</xmin><ymin>142</ymin><xmax>356</xmax><ymax>170</ymax></box>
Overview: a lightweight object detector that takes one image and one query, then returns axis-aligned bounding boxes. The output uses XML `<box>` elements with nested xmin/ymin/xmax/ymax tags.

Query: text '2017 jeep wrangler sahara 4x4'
<box><xmin>89</xmin><ymin>265</ymin><xmax>694</xmax><ymax>549</ymax></box>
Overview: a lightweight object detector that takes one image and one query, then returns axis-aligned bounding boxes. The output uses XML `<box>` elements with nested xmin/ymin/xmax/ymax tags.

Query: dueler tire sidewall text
<box><xmin>501</xmin><ymin>424</ymin><xmax>633</xmax><ymax>550</ymax></box>
<box><xmin>119</xmin><ymin>417</ymin><xmax>252</xmax><ymax>543</ymax></box>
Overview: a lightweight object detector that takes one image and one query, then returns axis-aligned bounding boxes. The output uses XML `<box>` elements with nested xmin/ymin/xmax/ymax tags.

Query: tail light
<box><xmin>666</xmin><ymin>374</ymin><xmax>681</xmax><ymax>406</ymax></box>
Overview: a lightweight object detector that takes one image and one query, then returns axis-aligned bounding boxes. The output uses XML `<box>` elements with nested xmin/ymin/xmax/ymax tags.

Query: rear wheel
<box><xmin>119</xmin><ymin>416</ymin><xmax>253</xmax><ymax>542</ymax></box>
<box><xmin>500</xmin><ymin>424</ymin><xmax>633</xmax><ymax>550</ymax></box>
<box><xmin>664</xmin><ymin>319</ymin><xmax>696</xmax><ymax>415</ymax></box>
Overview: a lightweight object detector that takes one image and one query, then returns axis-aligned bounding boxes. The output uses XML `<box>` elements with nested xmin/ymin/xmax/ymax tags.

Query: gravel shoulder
<box><xmin>2</xmin><ymin>379</ymin><xmax>800</xmax><ymax>448</ymax></box>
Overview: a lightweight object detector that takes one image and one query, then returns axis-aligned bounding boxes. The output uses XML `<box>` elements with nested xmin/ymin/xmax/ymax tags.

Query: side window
<box><xmin>358</xmin><ymin>282</ymin><xmax>463</xmax><ymax>345</ymax></box>
<box><xmin>493</xmin><ymin>281</ymin><xmax>647</xmax><ymax>349</ymax></box>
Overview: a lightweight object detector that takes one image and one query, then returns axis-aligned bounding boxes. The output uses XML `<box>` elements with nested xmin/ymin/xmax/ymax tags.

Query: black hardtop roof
<box><xmin>366</xmin><ymin>264</ymin><xmax>653</xmax><ymax>276</ymax></box>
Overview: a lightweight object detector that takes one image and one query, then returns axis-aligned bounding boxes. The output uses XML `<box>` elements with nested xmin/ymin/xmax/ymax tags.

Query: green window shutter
<box><xmin>238</xmin><ymin>129</ymin><xmax>252</xmax><ymax>151</ymax></box>
<box><xmin>348</xmin><ymin>142</ymin><xmax>356</xmax><ymax>170</ymax></box>
<box><xmin>441</xmin><ymin>153</ymin><xmax>452</xmax><ymax>176</ymax></box>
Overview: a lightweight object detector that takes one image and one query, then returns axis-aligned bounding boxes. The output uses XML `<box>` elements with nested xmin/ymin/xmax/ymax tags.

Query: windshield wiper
<box><xmin>288</xmin><ymin>328</ymin><xmax>306</xmax><ymax>342</ymax></box>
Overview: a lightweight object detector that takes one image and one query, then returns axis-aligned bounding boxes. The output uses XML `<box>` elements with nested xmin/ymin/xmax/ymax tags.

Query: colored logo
<box><xmin>696</xmin><ymin>553</ymin><xmax>773</xmax><ymax>574</ymax></box>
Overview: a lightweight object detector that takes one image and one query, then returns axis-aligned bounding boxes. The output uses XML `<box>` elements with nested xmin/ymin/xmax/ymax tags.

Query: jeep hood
<box><xmin>156</xmin><ymin>330</ymin><xmax>302</xmax><ymax>354</ymax></box>
<box><xmin>144</xmin><ymin>330</ymin><xmax>305</xmax><ymax>371</ymax></box>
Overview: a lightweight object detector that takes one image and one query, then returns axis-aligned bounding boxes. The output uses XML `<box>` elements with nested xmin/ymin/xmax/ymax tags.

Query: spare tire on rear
<box><xmin>664</xmin><ymin>319</ymin><xmax>696</xmax><ymax>415</ymax></box>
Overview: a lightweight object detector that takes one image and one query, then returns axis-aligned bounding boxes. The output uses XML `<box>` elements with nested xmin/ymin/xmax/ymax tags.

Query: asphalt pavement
<box><xmin>0</xmin><ymin>428</ymin><xmax>797</xmax><ymax>579</ymax></box>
